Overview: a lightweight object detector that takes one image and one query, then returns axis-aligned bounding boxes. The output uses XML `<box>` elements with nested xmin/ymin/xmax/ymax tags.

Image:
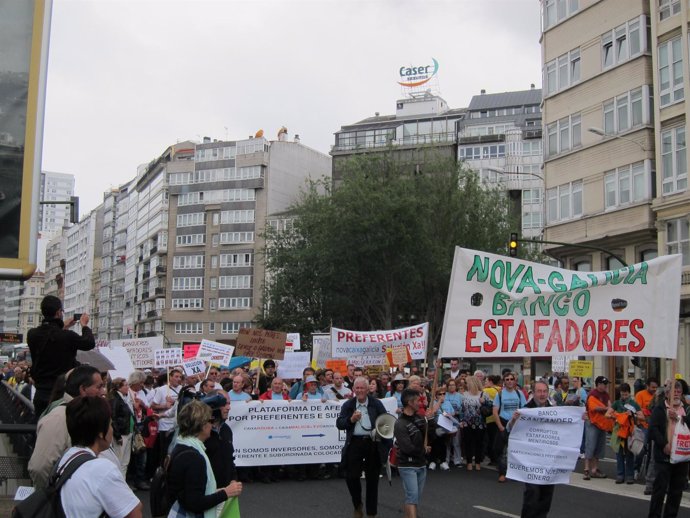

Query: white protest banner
<box><xmin>228</xmin><ymin>398</ymin><xmax>397</xmax><ymax>466</ymax></box>
<box><xmin>312</xmin><ymin>334</ymin><xmax>331</xmax><ymax>368</ymax></box>
<box><xmin>109</xmin><ymin>337</ymin><xmax>161</xmax><ymax>369</ymax></box>
<box><xmin>196</xmin><ymin>339</ymin><xmax>235</xmax><ymax>365</ymax></box>
<box><xmin>153</xmin><ymin>348</ymin><xmax>183</xmax><ymax>368</ymax></box>
<box><xmin>439</xmin><ymin>248</ymin><xmax>682</xmax><ymax>358</ymax></box>
<box><xmin>182</xmin><ymin>358</ymin><xmax>206</xmax><ymax>377</ymax></box>
<box><xmin>277</xmin><ymin>351</ymin><xmax>311</xmax><ymax>379</ymax></box>
<box><xmin>552</xmin><ymin>355</ymin><xmax>578</xmax><ymax>373</ymax></box>
<box><xmin>99</xmin><ymin>346</ymin><xmax>135</xmax><ymax>380</ymax></box>
<box><xmin>331</xmin><ymin>323</ymin><xmax>428</xmax><ymax>361</ymax></box>
<box><xmin>287</xmin><ymin>333</ymin><xmax>301</xmax><ymax>351</ymax></box>
<box><xmin>507</xmin><ymin>406</ymin><xmax>585</xmax><ymax>485</ymax></box>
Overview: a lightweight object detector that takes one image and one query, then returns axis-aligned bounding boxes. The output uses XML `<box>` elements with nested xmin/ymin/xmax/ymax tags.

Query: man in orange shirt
<box><xmin>634</xmin><ymin>377</ymin><xmax>658</xmax><ymax>426</ymax></box>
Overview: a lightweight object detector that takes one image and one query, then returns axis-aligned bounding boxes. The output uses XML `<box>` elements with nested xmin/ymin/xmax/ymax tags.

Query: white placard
<box><xmin>197</xmin><ymin>339</ymin><xmax>235</xmax><ymax>365</ymax></box>
<box><xmin>99</xmin><ymin>346</ymin><xmax>135</xmax><ymax>380</ymax></box>
<box><xmin>331</xmin><ymin>323</ymin><xmax>428</xmax><ymax>361</ymax></box>
<box><xmin>277</xmin><ymin>351</ymin><xmax>311</xmax><ymax>379</ymax></box>
<box><xmin>182</xmin><ymin>358</ymin><xmax>207</xmax><ymax>377</ymax></box>
<box><xmin>507</xmin><ymin>406</ymin><xmax>585</xmax><ymax>485</ymax></box>
<box><xmin>440</xmin><ymin>248</ymin><xmax>682</xmax><ymax>358</ymax></box>
<box><xmin>153</xmin><ymin>347</ymin><xmax>183</xmax><ymax>368</ymax></box>
<box><xmin>227</xmin><ymin>397</ymin><xmax>397</xmax><ymax>466</ymax></box>
<box><xmin>311</xmin><ymin>334</ymin><xmax>331</xmax><ymax>368</ymax></box>
<box><xmin>287</xmin><ymin>332</ymin><xmax>301</xmax><ymax>350</ymax></box>
<box><xmin>110</xmin><ymin>337</ymin><xmax>161</xmax><ymax>369</ymax></box>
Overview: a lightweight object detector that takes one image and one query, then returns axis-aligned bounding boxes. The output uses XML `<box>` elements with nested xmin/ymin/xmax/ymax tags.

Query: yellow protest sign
<box><xmin>569</xmin><ymin>360</ymin><xmax>593</xmax><ymax>378</ymax></box>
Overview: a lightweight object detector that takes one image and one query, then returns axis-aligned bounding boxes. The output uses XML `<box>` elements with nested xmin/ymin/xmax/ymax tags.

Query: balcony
<box><xmin>156</xmin><ymin>265</ymin><xmax>166</xmax><ymax>275</ymax></box>
<box><xmin>155</xmin><ymin>287</ymin><xmax>166</xmax><ymax>297</ymax></box>
<box><xmin>143</xmin><ymin>271</ymin><xmax>150</xmax><ymax>280</ymax></box>
<box><xmin>523</xmin><ymin>128</ymin><xmax>542</xmax><ymax>140</ymax></box>
<box><xmin>458</xmin><ymin>134</ymin><xmax>505</xmax><ymax>145</ymax></box>
<box><xmin>150</xmin><ymin>245</ymin><xmax>158</xmax><ymax>255</ymax></box>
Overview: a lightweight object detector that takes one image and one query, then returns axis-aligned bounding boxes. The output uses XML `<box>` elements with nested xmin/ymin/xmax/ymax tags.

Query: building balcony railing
<box><xmin>523</xmin><ymin>128</ymin><xmax>542</xmax><ymax>139</ymax></box>
<box><xmin>458</xmin><ymin>134</ymin><xmax>506</xmax><ymax>145</ymax></box>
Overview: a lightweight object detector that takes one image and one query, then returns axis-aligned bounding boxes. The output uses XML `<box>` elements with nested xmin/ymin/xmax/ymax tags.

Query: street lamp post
<box><xmin>587</xmin><ymin>127</ymin><xmax>648</xmax><ymax>151</ymax></box>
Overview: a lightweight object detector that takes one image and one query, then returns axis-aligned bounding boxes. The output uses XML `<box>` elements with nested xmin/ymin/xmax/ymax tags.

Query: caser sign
<box><xmin>398</xmin><ymin>58</ymin><xmax>439</xmax><ymax>87</ymax></box>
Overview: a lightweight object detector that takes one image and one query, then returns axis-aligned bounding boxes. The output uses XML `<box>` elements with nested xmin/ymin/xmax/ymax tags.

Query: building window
<box><xmin>604</xmin><ymin>161</ymin><xmax>650</xmax><ymax>209</ymax></box>
<box><xmin>176</xmin><ymin>234</ymin><xmax>206</xmax><ymax>246</ymax></box>
<box><xmin>209</xmin><ymin>322</ymin><xmax>216</xmax><ymax>334</ymax></box>
<box><xmin>640</xmin><ymin>249</ymin><xmax>658</xmax><ymax>262</ymax></box>
<box><xmin>661</xmin><ymin>126</ymin><xmax>687</xmax><ymax>194</ymax></box>
<box><xmin>573</xmin><ymin>260</ymin><xmax>591</xmax><ymax>272</ymax></box>
<box><xmin>171</xmin><ymin>298</ymin><xmax>203</xmax><ymax>310</ymax></box>
<box><xmin>544</xmin><ymin>47</ymin><xmax>580</xmax><ymax>96</ymax></box>
<box><xmin>219</xmin><ymin>297</ymin><xmax>252</xmax><ymax>310</ymax></box>
<box><xmin>658</xmin><ymin>37</ymin><xmax>684</xmax><ymax>107</ymax></box>
<box><xmin>221</xmin><ymin>321</ymin><xmax>252</xmax><ymax>335</ymax></box>
<box><xmin>219</xmin><ymin>275</ymin><xmax>252</xmax><ymax>290</ymax></box>
<box><xmin>210</xmin><ymin>277</ymin><xmax>218</xmax><ymax>290</ymax></box>
<box><xmin>546</xmin><ymin>181</ymin><xmax>583</xmax><ymax>224</ymax></box>
<box><xmin>209</xmin><ymin>298</ymin><xmax>216</xmax><ymax>311</ymax></box>
<box><xmin>606</xmin><ymin>257</ymin><xmax>626</xmax><ymax>270</ymax></box>
<box><xmin>602</xmin><ymin>16</ymin><xmax>644</xmax><ymax>70</ymax></box>
<box><xmin>220</xmin><ymin>253</ymin><xmax>253</xmax><ymax>267</ymax></box>
<box><xmin>220</xmin><ymin>210</ymin><xmax>255</xmax><ymax>224</ymax></box>
<box><xmin>667</xmin><ymin>218</ymin><xmax>690</xmax><ymax>265</ymax></box>
<box><xmin>659</xmin><ymin>0</ymin><xmax>681</xmax><ymax>21</ymax></box>
<box><xmin>543</xmin><ymin>0</ymin><xmax>579</xmax><ymax>30</ymax></box>
<box><xmin>211</xmin><ymin>255</ymin><xmax>218</xmax><ymax>268</ymax></box>
<box><xmin>176</xmin><ymin>212</ymin><xmax>206</xmax><ymax>227</ymax></box>
<box><xmin>219</xmin><ymin>232</ymin><xmax>254</xmax><ymax>244</ymax></box>
<box><xmin>172</xmin><ymin>277</ymin><xmax>203</xmax><ymax>291</ymax></box>
<box><xmin>172</xmin><ymin>255</ymin><xmax>204</xmax><ymax>269</ymax></box>
<box><xmin>175</xmin><ymin>322</ymin><xmax>203</xmax><ymax>334</ymax></box>
<box><xmin>545</xmin><ymin>113</ymin><xmax>581</xmax><ymax>157</ymax></box>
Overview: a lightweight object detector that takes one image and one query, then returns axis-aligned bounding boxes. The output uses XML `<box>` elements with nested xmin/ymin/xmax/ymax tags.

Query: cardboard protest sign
<box><xmin>235</xmin><ymin>328</ymin><xmax>287</xmax><ymax>360</ymax></box>
<box><xmin>440</xmin><ymin>248</ymin><xmax>682</xmax><ymax>358</ymax></box>
<box><xmin>182</xmin><ymin>358</ymin><xmax>206</xmax><ymax>377</ymax></box>
<box><xmin>109</xmin><ymin>337</ymin><xmax>161</xmax><ymax>369</ymax></box>
<box><xmin>197</xmin><ymin>339</ymin><xmax>234</xmax><ymax>365</ymax></box>
<box><xmin>153</xmin><ymin>348</ymin><xmax>183</xmax><ymax>368</ymax></box>
<box><xmin>569</xmin><ymin>360</ymin><xmax>593</xmax><ymax>377</ymax></box>
<box><xmin>507</xmin><ymin>407</ymin><xmax>585</xmax><ymax>484</ymax></box>
<box><xmin>387</xmin><ymin>345</ymin><xmax>412</xmax><ymax>366</ymax></box>
<box><xmin>277</xmin><ymin>351</ymin><xmax>311</xmax><ymax>379</ymax></box>
<box><xmin>331</xmin><ymin>323</ymin><xmax>428</xmax><ymax>361</ymax></box>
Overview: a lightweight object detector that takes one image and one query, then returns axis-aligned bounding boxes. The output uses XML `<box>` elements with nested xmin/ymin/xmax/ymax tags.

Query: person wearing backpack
<box><xmin>61</xmin><ymin>396</ymin><xmax>141</xmax><ymax>517</ymax></box>
<box><xmin>492</xmin><ymin>371</ymin><xmax>526</xmax><ymax>483</ymax></box>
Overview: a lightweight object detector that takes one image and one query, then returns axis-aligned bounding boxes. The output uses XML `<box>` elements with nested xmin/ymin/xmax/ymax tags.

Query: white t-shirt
<box><xmin>151</xmin><ymin>385</ymin><xmax>181</xmax><ymax>431</ymax></box>
<box><xmin>58</xmin><ymin>447</ymin><xmax>140</xmax><ymax>518</ymax></box>
<box><xmin>324</xmin><ymin>384</ymin><xmax>352</xmax><ymax>400</ymax></box>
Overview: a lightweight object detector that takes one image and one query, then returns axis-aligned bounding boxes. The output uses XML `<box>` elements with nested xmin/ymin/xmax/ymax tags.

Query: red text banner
<box><xmin>439</xmin><ymin>248</ymin><xmax>681</xmax><ymax>358</ymax></box>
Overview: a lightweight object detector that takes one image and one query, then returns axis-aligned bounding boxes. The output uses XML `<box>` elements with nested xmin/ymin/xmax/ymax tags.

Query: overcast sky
<box><xmin>42</xmin><ymin>0</ymin><xmax>542</xmax><ymax>214</ymax></box>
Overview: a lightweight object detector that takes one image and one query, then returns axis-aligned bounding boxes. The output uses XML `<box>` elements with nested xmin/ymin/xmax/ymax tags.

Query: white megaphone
<box><xmin>371</xmin><ymin>413</ymin><xmax>396</xmax><ymax>441</ymax></box>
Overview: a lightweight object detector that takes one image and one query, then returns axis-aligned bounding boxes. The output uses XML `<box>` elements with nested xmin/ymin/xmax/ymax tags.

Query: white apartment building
<box><xmin>64</xmin><ymin>207</ymin><xmax>103</xmax><ymax>315</ymax></box>
<box><xmin>38</xmin><ymin>171</ymin><xmax>75</xmax><ymax>234</ymax></box>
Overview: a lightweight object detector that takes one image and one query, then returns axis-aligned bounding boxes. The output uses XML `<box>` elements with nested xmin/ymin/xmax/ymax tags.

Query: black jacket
<box><xmin>648</xmin><ymin>401</ymin><xmax>690</xmax><ymax>463</ymax></box>
<box><xmin>27</xmin><ymin>319</ymin><xmax>95</xmax><ymax>391</ymax></box>
<box><xmin>167</xmin><ymin>444</ymin><xmax>227</xmax><ymax>513</ymax></box>
<box><xmin>110</xmin><ymin>393</ymin><xmax>134</xmax><ymax>439</ymax></box>
<box><xmin>205</xmin><ymin>423</ymin><xmax>237</xmax><ymax>486</ymax></box>
<box><xmin>394</xmin><ymin>412</ymin><xmax>435</xmax><ymax>467</ymax></box>
<box><xmin>336</xmin><ymin>395</ymin><xmax>393</xmax><ymax>463</ymax></box>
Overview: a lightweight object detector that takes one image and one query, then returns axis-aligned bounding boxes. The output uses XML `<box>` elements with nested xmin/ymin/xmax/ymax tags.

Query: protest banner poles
<box><xmin>254</xmin><ymin>358</ymin><xmax>262</xmax><ymax>395</ymax></box>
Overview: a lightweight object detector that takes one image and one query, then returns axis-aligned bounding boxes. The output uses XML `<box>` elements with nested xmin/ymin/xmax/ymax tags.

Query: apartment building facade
<box><xmin>164</xmin><ymin>134</ymin><xmax>331</xmax><ymax>346</ymax></box>
<box><xmin>541</xmin><ymin>0</ymin><xmax>659</xmax><ymax>380</ymax></box>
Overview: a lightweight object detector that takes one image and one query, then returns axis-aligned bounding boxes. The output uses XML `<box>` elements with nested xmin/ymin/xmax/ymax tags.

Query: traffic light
<box><xmin>509</xmin><ymin>232</ymin><xmax>518</xmax><ymax>257</ymax></box>
<box><xmin>69</xmin><ymin>196</ymin><xmax>79</xmax><ymax>224</ymax></box>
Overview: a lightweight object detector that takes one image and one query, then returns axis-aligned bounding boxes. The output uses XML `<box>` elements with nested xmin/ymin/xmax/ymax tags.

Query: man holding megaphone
<box><xmin>337</xmin><ymin>377</ymin><xmax>393</xmax><ymax>518</ymax></box>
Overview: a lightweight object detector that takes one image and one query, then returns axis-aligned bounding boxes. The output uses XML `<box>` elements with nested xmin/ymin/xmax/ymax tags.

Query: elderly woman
<box><xmin>59</xmin><ymin>396</ymin><xmax>142</xmax><ymax>518</ymax></box>
<box><xmin>109</xmin><ymin>377</ymin><xmax>135</xmax><ymax>479</ymax></box>
<box><xmin>167</xmin><ymin>400</ymin><xmax>243</xmax><ymax>517</ymax></box>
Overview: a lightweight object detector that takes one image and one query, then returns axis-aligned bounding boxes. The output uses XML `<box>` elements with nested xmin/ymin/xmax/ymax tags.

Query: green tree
<box><xmin>259</xmin><ymin>152</ymin><xmax>517</xmax><ymax>351</ymax></box>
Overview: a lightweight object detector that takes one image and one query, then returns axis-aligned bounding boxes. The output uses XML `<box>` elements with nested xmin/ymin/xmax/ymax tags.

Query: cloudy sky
<box><xmin>42</xmin><ymin>0</ymin><xmax>542</xmax><ymax>214</ymax></box>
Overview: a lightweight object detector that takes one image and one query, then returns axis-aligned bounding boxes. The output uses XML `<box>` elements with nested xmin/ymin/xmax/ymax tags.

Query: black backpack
<box><xmin>12</xmin><ymin>451</ymin><xmax>96</xmax><ymax>518</ymax></box>
<box><xmin>150</xmin><ymin>448</ymin><xmax>195</xmax><ymax>517</ymax></box>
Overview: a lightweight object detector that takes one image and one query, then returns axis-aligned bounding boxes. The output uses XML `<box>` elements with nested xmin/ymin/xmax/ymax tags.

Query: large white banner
<box><xmin>331</xmin><ymin>323</ymin><xmax>428</xmax><ymax>362</ymax></box>
<box><xmin>507</xmin><ymin>406</ymin><xmax>585</xmax><ymax>485</ymax></box>
<box><xmin>227</xmin><ymin>398</ymin><xmax>397</xmax><ymax>466</ymax></box>
<box><xmin>439</xmin><ymin>248</ymin><xmax>682</xmax><ymax>358</ymax></box>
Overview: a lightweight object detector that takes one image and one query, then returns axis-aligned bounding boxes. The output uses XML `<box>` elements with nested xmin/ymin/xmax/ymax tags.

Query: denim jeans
<box><xmin>616</xmin><ymin>447</ymin><xmax>634</xmax><ymax>481</ymax></box>
<box><xmin>398</xmin><ymin>466</ymin><xmax>427</xmax><ymax>505</ymax></box>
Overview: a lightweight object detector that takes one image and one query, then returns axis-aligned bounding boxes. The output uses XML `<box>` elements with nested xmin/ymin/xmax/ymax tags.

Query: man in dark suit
<box><xmin>336</xmin><ymin>377</ymin><xmax>392</xmax><ymax>518</ymax></box>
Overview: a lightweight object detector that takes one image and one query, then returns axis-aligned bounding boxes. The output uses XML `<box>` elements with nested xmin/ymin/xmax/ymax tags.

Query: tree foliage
<box><xmin>259</xmin><ymin>152</ymin><xmax>517</xmax><ymax>350</ymax></box>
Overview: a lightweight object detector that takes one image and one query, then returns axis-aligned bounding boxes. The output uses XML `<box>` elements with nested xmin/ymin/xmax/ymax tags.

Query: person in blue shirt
<box><xmin>492</xmin><ymin>371</ymin><xmax>526</xmax><ymax>482</ymax></box>
<box><xmin>300</xmin><ymin>375</ymin><xmax>327</xmax><ymax>402</ymax></box>
<box><xmin>386</xmin><ymin>374</ymin><xmax>407</xmax><ymax>412</ymax></box>
<box><xmin>444</xmin><ymin>379</ymin><xmax>463</xmax><ymax>467</ymax></box>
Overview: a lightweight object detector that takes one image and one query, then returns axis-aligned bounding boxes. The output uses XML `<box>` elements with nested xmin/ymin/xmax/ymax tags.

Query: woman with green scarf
<box><xmin>167</xmin><ymin>400</ymin><xmax>243</xmax><ymax>518</ymax></box>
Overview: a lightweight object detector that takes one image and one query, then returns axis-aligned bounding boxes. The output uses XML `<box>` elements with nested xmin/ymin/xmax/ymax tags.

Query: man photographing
<box><xmin>27</xmin><ymin>295</ymin><xmax>95</xmax><ymax>418</ymax></box>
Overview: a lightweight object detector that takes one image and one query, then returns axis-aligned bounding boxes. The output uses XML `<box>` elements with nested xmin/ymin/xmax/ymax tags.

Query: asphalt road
<box><xmin>141</xmin><ymin>457</ymin><xmax>690</xmax><ymax>518</ymax></box>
